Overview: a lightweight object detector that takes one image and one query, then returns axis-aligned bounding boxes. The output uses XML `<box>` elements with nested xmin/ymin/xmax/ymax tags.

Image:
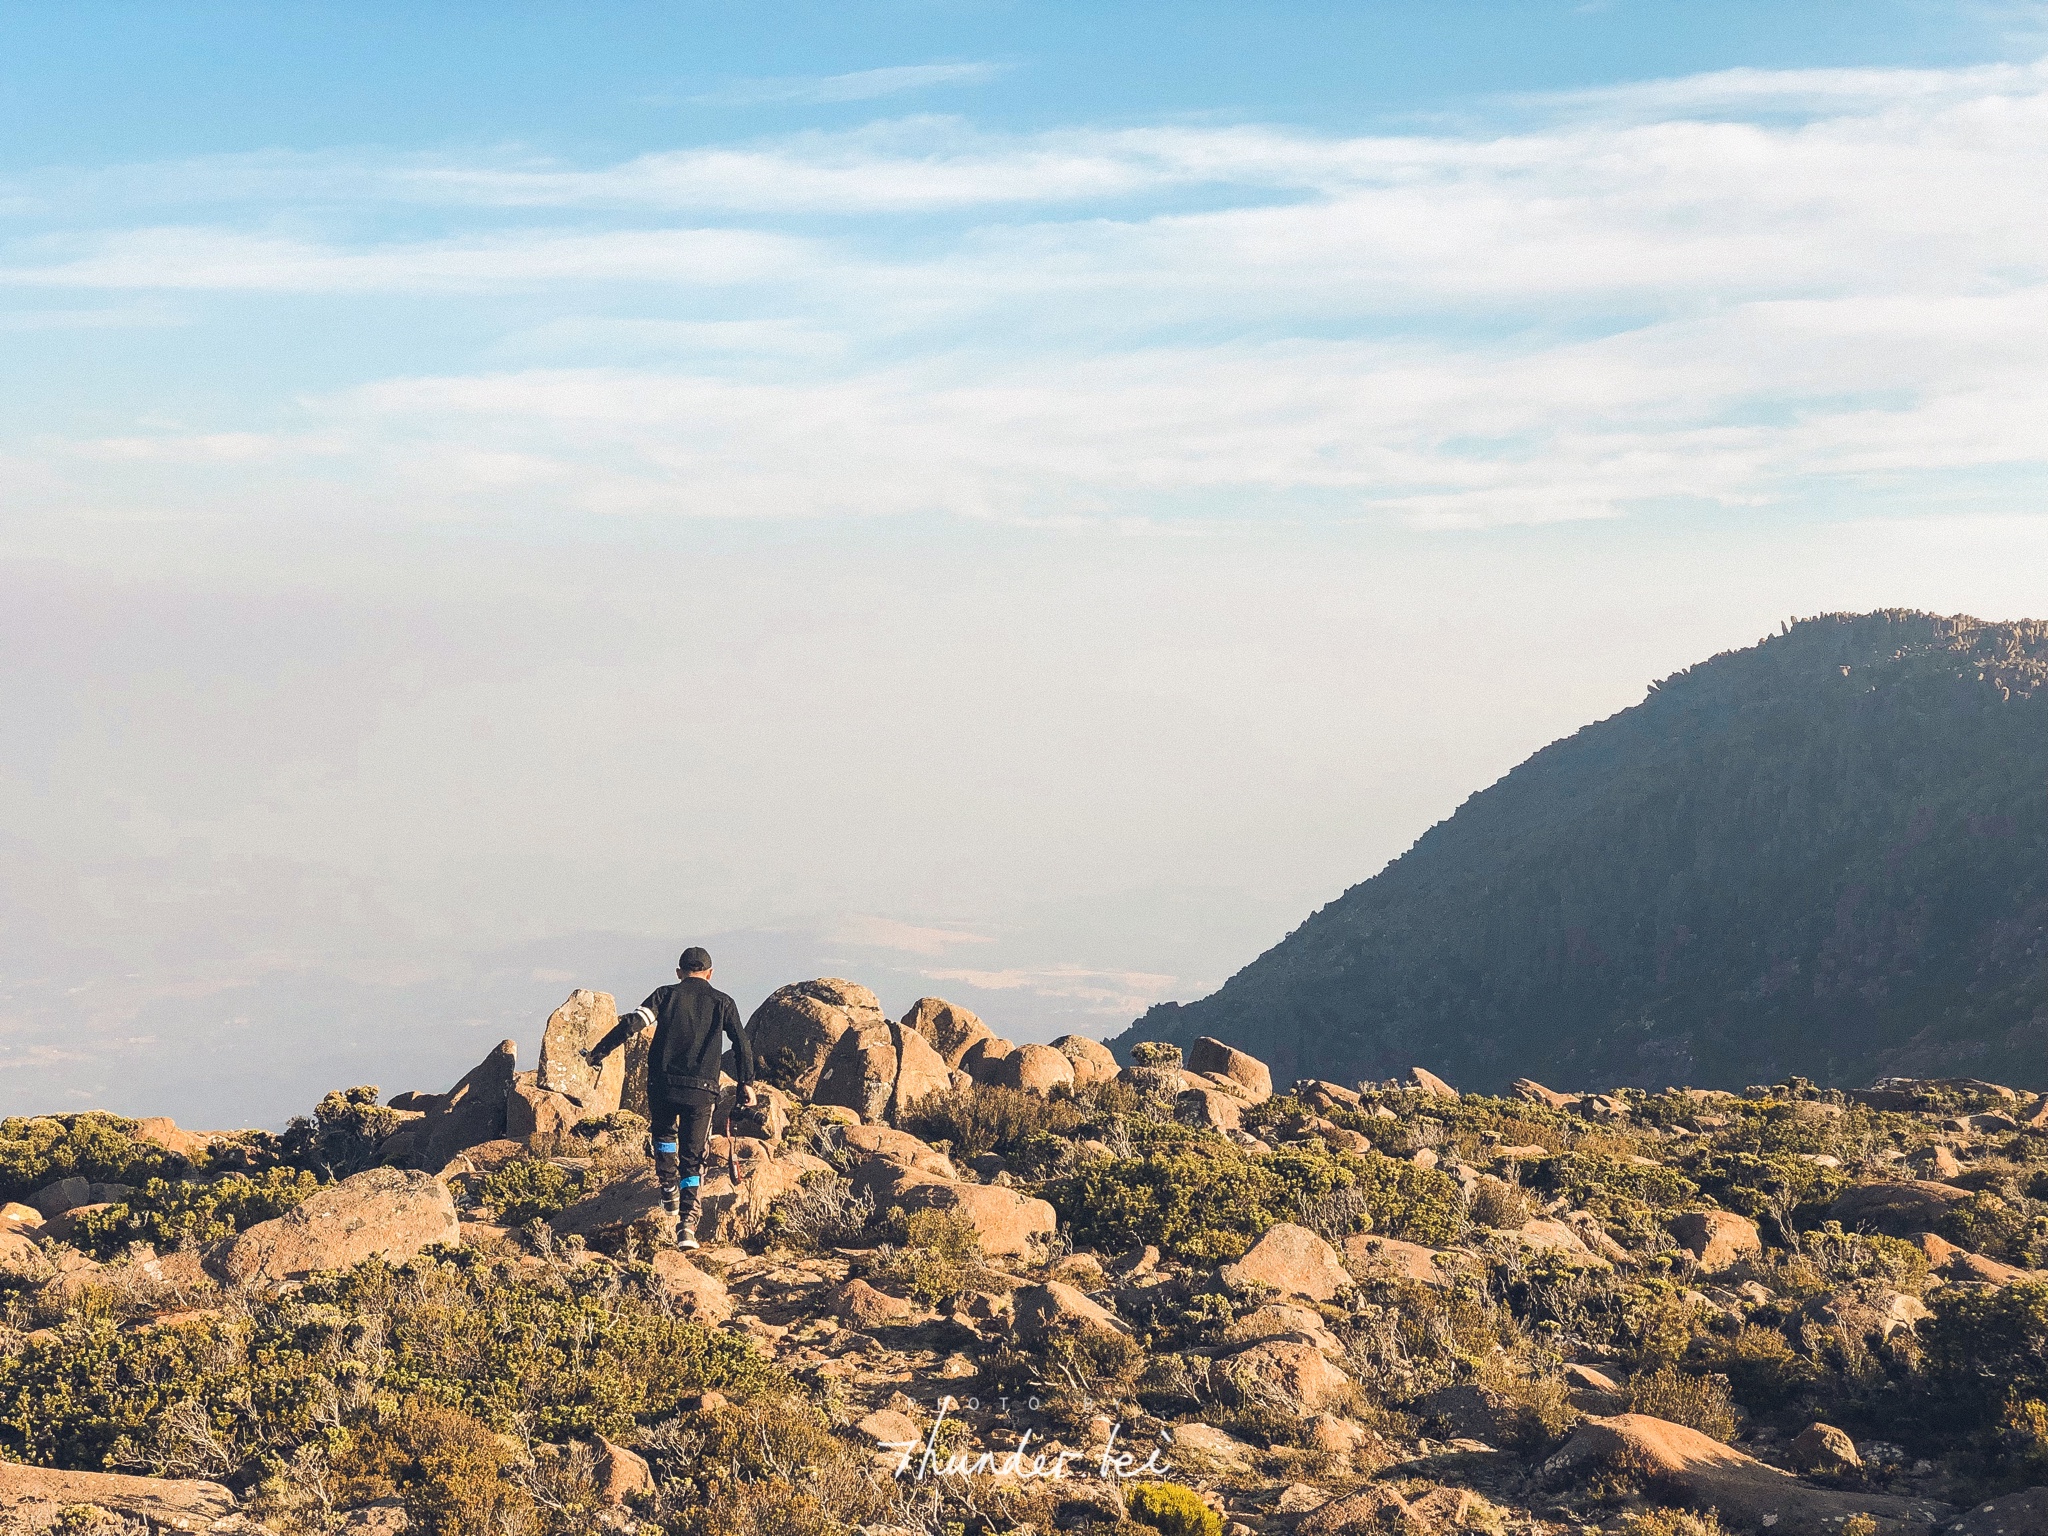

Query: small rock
<box><xmin>591</xmin><ymin>1435</ymin><xmax>654</xmax><ymax>1503</ymax></box>
<box><xmin>1012</xmin><ymin>1280</ymin><xmax>1129</xmax><ymax>1338</ymax></box>
<box><xmin>831</xmin><ymin>1277</ymin><xmax>915</xmax><ymax>1329</ymax></box>
<box><xmin>650</xmin><ymin>1251</ymin><xmax>734</xmax><ymax>1322</ymax></box>
<box><xmin>1791</xmin><ymin>1421</ymin><xmax>1862</xmax><ymax>1473</ymax></box>
<box><xmin>1670</xmin><ymin>1210</ymin><xmax>1763</xmax><ymax>1273</ymax></box>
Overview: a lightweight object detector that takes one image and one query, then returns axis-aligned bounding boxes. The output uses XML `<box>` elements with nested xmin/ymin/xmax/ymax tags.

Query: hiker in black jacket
<box><xmin>584</xmin><ymin>946</ymin><xmax>756</xmax><ymax>1249</ymax></box>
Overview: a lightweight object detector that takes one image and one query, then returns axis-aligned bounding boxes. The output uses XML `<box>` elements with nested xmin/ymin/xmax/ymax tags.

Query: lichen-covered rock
<box><xmin>0</xmin><ymin>1463</ymin><xmax>243</xmax><ymax>1529</ymax></box>
<box><xmin>219</xmin><ymin>1167</ymin><xmax>459</xmax><ymax>1286</ymax></box>
<box><xmin>536</xmin><ymin>988</ymin><xmax>625</xmax><ymax>1116</ymax></box>
<box><xmin>1222</xmin><ymin>1222</ymin><xmax>1351</xmax><ymax>1301</ymax></box>
<box><xmin>1544</xmin><ymin>1415</ymin><xmax>1951</xmax><ymax>1535</ymax></box>
<box><xmin>1052</xmin><ymin>1034</ymin><xmax>1120</xmax><ymax>1086</ymax></box>
<box><xmin>831</xmin><ymin>1276</ymin><xmax>915</xmax><ymax>1328</ymax></box>
<box><xmin>748</xmin><ymin>979</ymin><xmax>886</xmax><ymax>1097</ymax></box>
<box><xmin>1670</xmin><ymin>1209</ymin><xmax>1762</xmax><ymax>1272</ymax></box>
<box><xmin>651</xmin><ymin>1251</ymin><xmax>733</xmax><ymax>1322</ymax></box>
<box><xmin>1225</xmin><ymin>1340</ymin><xmax>1353</xmax><ymax>1411</ymax></box>
<box><xmin>1828</xmin><ymin>1179</ymin><xmax>1972</xmax><ymax>1234</ymax></box>
<box><xmin>1012</xmin><ymin>1280</ymin><xmax>1128</xmax><ymax>1338</ymax></box>
<box><xmin>1176</xmin><ymin>1085</ymin><xmax>1243</xmax><ymax>1133</ymax></box>
<box><xmin>900</xmin><ymin>998</ymin><xmax>995</xmax><ymax>1069</ymax></box>
<box><xmin>992</xmin><ymin>1042</ymin><xmax>1075</xmax><ymax>1096</ymax></box>
<box><xmin>1188</xmin><ymin>1037</ymin><xmax>1273</xmax><ymax>1101</ymax></box>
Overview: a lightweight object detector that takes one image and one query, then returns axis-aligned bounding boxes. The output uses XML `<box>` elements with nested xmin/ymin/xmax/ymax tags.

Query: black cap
<box><xmin>678</xmin><ymin>946</ymin><xmax>713</xmax><ymax>973</ymax></box>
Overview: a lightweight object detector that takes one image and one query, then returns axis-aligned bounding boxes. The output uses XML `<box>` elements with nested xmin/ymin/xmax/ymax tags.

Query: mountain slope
<box><xmin>1116</xmin><ymin>610</ymin><xmax>2048</xmax><ymax>1091</ymax></box>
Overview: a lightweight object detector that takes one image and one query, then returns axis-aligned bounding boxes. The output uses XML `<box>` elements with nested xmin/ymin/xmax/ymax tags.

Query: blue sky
<box><xmin>5</xmin><ymin>3</ymin><xmax>2048</xmax><ymax>1123</ymax></box>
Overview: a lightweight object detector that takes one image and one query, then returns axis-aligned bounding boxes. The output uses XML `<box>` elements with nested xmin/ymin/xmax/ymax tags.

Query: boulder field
<box><xmin>8</xmin><ymin>1003</ymin><xmax>2048</xmax><ymax>1536</ymax></box>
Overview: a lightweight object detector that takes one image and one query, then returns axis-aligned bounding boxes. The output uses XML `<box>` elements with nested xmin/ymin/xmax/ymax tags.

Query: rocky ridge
<box><xmin>4</xmin><ymin>992</ymin><xmax>2048</xmax><ymax>1536</ymax></box>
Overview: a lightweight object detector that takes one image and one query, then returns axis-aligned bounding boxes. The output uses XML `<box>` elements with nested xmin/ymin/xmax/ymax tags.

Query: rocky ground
<box><xmin>6</xmin><ymin>980</ymin><xmax>2048</xmax><ymax>1536</ymax></box>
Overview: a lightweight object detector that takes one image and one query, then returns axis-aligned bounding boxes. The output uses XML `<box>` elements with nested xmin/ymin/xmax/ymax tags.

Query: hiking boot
<box><xmin>660</xmin><ymin>1185</ymin><xmax>681</xmax><ymax>1220</ymax></box>
<box><xmin>675</xmin><ymin>1186</ymin><xmax>704</xmax><ymax>1249</ymax></box>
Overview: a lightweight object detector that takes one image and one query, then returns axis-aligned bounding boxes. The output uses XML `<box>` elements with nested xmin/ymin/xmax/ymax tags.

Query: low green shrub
<box><xmin>1125</xmin><ymin>1481</ymin><xmax>1220</xmax><ymax>1536</ymax></box>
<box><xmin>865</xmin><ymin>1207</ymin><xmax>990</xmax><ymax>1305</ymax></box>
<box><xmin>0</xmin><ymin>1114</ymin><xmax>185</xmax><ymax>1204</ymax></box>
<box><xmin>281</xmin><ymin>1087</ymin><xmax>407</xmax><ymax>1179</ymax></box>
<box><xmin>1920</xmin><ymin>1279</ymin><xmax>2048</xmax><ymax>1429</ymax></box>
<box><xmin>1531</xmin><ymin>1154</ymin><xmax>1699</xmax><ymax>1248</ymax></box>
<box><xmin>902</xmin><ymin>1085</ymin><xmax>1087</xmax><ymax>1162</ymax></box>
<box><xmin>1049</xmin><ymin>1142</ymin><xmax>1459</xmax><ymax>1260</ymax></box>
<box><xmin>1939</xmin><ymin>1192</ymin><xmax>2048</xmax><ymax>1268</ymax></box>
<box><xmin>1695</xmin><ymin>1323</ymin><xmax>1809</xmax><ymax>1412</ymax></box>
<box><xmin>0</xmin><ymin>1252</ymin><xmax>783</xmax><ymax>1475</ymax></box>
<box><xmin>327</xmin><ymin>1395</ymin><xmax>530</xmax><ymax>1536</ymax></box>
<box><xmin>69</xmin><ymin>1169</ymin><xmax>318</xmax><ymax>1259</ymax></box>
<box><xmin>479</xmin><ymin>1159</ymin><xmax>589</xmax><ymax>1227</ymax></box>
<box><xmin>1625</xmin><ymin>1364</ymin><xmax>1738</xmax><ymax>1441</ymax></box>
<box><xmin>1686</xmin><ymin>1151</ymin><xmax>1845</xmax><ymax>1239</ymax></box>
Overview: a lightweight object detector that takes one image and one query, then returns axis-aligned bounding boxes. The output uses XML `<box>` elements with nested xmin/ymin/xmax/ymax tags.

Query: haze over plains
<box><xmin>6</xmin><ymin>3</ymin><xmax>2048</xmax><ymax>1125</ymax></box>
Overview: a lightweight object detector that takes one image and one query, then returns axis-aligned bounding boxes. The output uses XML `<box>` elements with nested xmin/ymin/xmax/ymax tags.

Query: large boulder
<box><xmin>619</xmin><ymin>1021</ymin><xmax>656</xmax><ymax>1120</ymax></box>
<box><xmin>536</xmin><ymin>988</ymin><xmax>626</xmax><ymax>1116</ymax></box>
<box><xmin>892</xmin><ymin>1026</ymin><xmax>953</xmax><ymax>1120</ymax></box>
<box><xmin>1188</xmin><ymin>1037</ymin><xmax>1273</xmax><ymax>1102</ymax></box>
<box><xmin>1052</xmin><ymin>1035</ymin><xmax>1120</xmax><ymax>1087</ymax></box>
<box><xmin>1225</xmin><ymin>1340</ymin><xmax>1354</xmax><ymax>1411</ymax></box>
<box><xmin>747</xmin><ymin>979</ymin><xmax>887</xmax><ymax>1097</ymax></box>
<box><xmin>506</xmin><ymin>1073</ymin><xmax>582</xmax><ymax>1143</ymax></box>
<box><xmin>1829</xmin><ymin>1179</ymin><xmax>1973</xmax><ymax>1235</ymax></box>
<box><xmin>1670</xmin><ymin>1210</ymin><xmax>1763</xmax><ymax>1273</ymax></box>
<box><xmin>132</xmin><ymin>1116</ymin><xmax>227</xmax><ymax>1160</ymax></box>
<box><xmin>1409</xmin><ymin>1067</ymin><xmax>1459</xmax><ymax>1099</ymax></box>
<box><xmin>1222</xmin><ymin>1223</ymin><xmax>1351</xmax><ymax>1301</ymax></box>
<box><xmin>1225</xmin><ymin>1303</ymin><xmax>1343</xmax><ymax>1354</ymax></box>
<box><xmin>27</xmin><ymin>1176</ymin><xmax>93</xmax><ymax>1218</ymax></box>
<box><xmin>960</xmin><ymin>1036</ymin><xmax>1018</xmax><ymax>1085</ymax></box>
<box><xmin>1544</xmin><ymin>1415</ymin><xmax>1952</xmax><ymax>1535</ymax></box>
<box><xmin>1511</xmin><ymin>1078</ymin><xmax>1577</xmax><ymax>1110</ymax></box>
<box><xmin>893</xmin><ymin>1176</ymin><xmax>1056</xmax><ymax>1257</ymax></box>
<box><xmin>831</xmin><ymin>1276</ymin><xmax>915</xmax><ymax>1328</ymax></box>
<box><xmin>0</xmin><ymin>1464</ymin><xmax>242</xmax><ymax>1529</ymax></box>
<box><xmin>415</xmin><ymin>1039</ymin><xmax>519</xmax><ymax>1168</ymax></box>
<box><xmin>218</xmin><ymin>1167</ymin><xmax>459</xmax><ymax>1286</ymax></box>
<box><xmin>901</xmin><ymin>998</ymin><xmax>995</xmax><ymax>1069</ymax></box>
<box><xmin>843</xmin><ymin>1124</ymin><xmax>956</xmax><ymax>1179</ymax></box>
<box><xmin>993</xmin><ymin>1043</ymin><xmax>1076</xmax><ymax>1096</ymax></box>
<box><xmin>815</xmin><ymin>1022</ymin><xmax>901</xmax><ymax>1122</ymax></box>
<box><xmin>1177</xmin><ymin>1086</ymin><xmax>1243</xmax><ymax>1133</ymax></box>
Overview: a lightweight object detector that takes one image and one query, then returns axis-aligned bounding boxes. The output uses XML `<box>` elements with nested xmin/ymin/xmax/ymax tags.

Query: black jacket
<box><xmin>591</xmin><ymin>977</ymin><xmax>754</xmax><ymax>1107</ymax></box>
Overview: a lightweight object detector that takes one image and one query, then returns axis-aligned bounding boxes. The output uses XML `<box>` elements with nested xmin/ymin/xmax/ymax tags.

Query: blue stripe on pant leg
<box><xmin>682</xmin><ymin>1175</ymin><xmax>701</xmax><ymax>1187</ymax></box>
<box><xmin>654</xmin><ymin>1140</ymin><xmax>679</xmax><ymax>1152</ymax></box>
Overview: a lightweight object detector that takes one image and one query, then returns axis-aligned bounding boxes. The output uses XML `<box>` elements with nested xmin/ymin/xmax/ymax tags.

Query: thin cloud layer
<box><xmin>6</xmin><ymin>57</ymin><xmax>2044</xmax><ymax>533</ymax></box>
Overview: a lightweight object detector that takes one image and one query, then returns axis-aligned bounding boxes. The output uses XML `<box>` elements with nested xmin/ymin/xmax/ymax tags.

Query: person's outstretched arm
<box><xmin>584</xmin><ymin>1004</ymin><xmax>654</xmax><ymax>1066</ymax></box>
<box><xmin>724</xmin><ymin>997</ymin><xmax>759</xmax><ymax>1103</ymax></box>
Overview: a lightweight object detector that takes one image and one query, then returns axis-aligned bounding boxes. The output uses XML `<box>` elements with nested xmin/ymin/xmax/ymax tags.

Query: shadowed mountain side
<box><xmin>1114</xmin><ymin>610</ymin><xmax>2048</xmax><ymax>1092</ymax></box>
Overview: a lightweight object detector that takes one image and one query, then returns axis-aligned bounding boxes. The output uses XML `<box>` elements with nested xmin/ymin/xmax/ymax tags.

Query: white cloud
<box><xmin>5</xmin><ymin>55</ymin><xmax>2047</xmax><ymax>532</ymax></box>
<box><xmin>690</xmin><ymin>62</ymin><xmax>1004</xmax><ymax>106</ymax></box>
